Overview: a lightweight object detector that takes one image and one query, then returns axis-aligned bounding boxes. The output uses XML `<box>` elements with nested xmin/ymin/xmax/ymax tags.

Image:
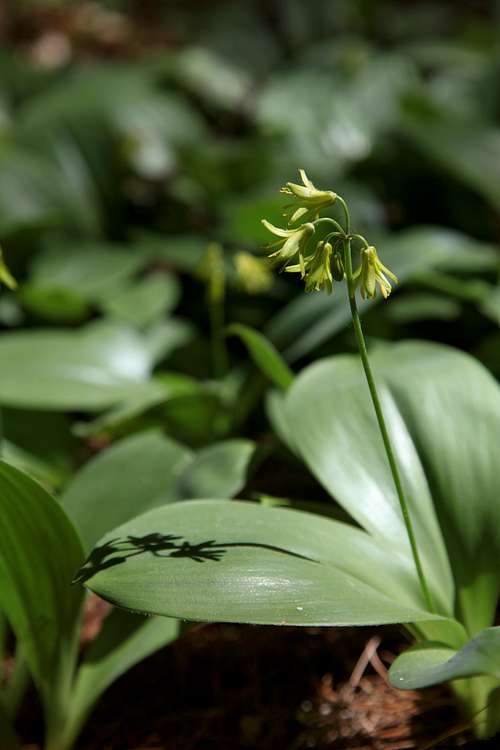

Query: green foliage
<box><xmin>0</xmin><ymin>427</ymin><xmax>254</xmax><ymax>747</ymax></box>
<box><xmin>82</xmin><ymin>341</ymin><xmax>500</xmax><ymax>737</ymax></box>
<box><xmin>2</xmin><ymin>2</ymin><xmax>500</xmax><ymax>745</ymax></box>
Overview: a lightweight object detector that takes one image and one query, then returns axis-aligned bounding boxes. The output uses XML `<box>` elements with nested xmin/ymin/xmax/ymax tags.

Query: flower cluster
<box><xmin>261</xmin><ymin>169</ymin><xmax>397</xmax><ymax>299</ymax></box>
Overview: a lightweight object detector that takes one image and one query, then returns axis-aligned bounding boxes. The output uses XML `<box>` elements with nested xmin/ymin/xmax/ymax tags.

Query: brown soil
<box><xmin>18</xmin><ymin>607</ymin><xmax>497</xmax><ymax>750</ymax></box>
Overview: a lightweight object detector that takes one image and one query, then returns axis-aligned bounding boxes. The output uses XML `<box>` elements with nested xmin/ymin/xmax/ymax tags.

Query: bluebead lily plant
<box><xmin>78</xmin><ymin>171</ymin><xmax>500</xmax><ymax>740</ymax></box>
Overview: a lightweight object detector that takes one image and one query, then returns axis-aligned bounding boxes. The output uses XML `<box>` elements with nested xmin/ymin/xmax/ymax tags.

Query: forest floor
<box><xmin>18</xmin><ymin>598</ymin><xmax>499</xmax><ymax>749</ymax></box>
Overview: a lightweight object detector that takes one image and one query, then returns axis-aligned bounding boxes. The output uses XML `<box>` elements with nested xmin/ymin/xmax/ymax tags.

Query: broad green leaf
<box><xmin>389</xmin><ymin>627</ymin><xmax>500</xmax><ymax>689</ymax></box>
<box><xmin>62</xmin><ymin>610</ymin><xmax>179</xmax><ymax>748</ymax></box>
<box><xmin>0</xmin><ymin>321</ymin><xmax>167</xmax><ymax>411</ymax></box>
<box><xmin>81</xmin><ymin>500</ymin><xmax>446</xmax><ymax>627</ymax></box>
<box><xmin>228</xmin><ymin>324</ymin><xmax>294</xmax><ymax>390</ymax></box>
<box><xmin>29</xmin><ymin>241</ymin><xmax>147</xmax><ymax>302</ymax></box>
<box><xmin>0</xmin><ymin>462</ymin><xmax>84</xmax><ymax>709</ymax></box>
<box><xmin>284</xmin><ymin>348</ymin><xmax>453</xmax><ymax>616</ymax></box>
<box><xmin>62</xmin><ymin>431</ymin><xmax>255</xmax><ymax>550</ymax></box>
<box><xmin>175</xmin><ymin>439</ymin><xmax>254</xmax><ymax>499</ymax></box>
<box><xmin>101</xmin><ymin>274</ymin><xmax>181</xmax><ymax>328</ymax></box>
<box><xmin>283</xmin><ymin>342</ymin><xmax>500</xmax><ymax>632</ymax></box>
<box><xmin>62</xmin><ymin>431</ymin><xmax>192</xmax><ymax>550</ymax></box>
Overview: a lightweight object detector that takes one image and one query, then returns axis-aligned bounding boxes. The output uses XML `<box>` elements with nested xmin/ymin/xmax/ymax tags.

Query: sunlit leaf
<box><xmin>81</xmin><ymin>500</ymin><xmax>446</xmax><ymax>626</ymax></box>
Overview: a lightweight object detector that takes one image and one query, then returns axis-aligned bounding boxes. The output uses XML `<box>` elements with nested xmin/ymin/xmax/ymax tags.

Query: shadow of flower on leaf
<box><xmin>74</xmin><ymin>532</ymin><xmax>315</xmax><ymax>585</ymax></box>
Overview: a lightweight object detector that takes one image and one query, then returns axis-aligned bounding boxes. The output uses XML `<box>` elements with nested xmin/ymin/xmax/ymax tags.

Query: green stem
<box><xmin>336</xmin><ymin>196</ymin><xmax>351</xmax><ymax>233</ymax></box>
<box><xmin>343</xmin><ymin>237</ymin><xmax>435</xmax><ymax>614</ymax></box>
<box><xmin>313</xmin><ymin>216</ymin><xmax>345</xmax><ymax>235</ymax></box>
<box><xmin>350</xmin><ymin>233</ymin><xmax>369</xmax><ymax>248</ymax></box>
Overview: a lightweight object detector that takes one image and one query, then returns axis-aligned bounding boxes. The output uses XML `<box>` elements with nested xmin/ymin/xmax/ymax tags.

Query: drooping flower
<box><xmin>280</xmin><ymin>169</ymin><xmax>336</xmax><ymax>224</ymax></box>
<box><xmin>261</xmin><ymin>220</ymin><xmax>315</xmax><ymax>271</ymax></box>
<box><xmin>286</xmin><ymin>241</ymin><xmax>334</xmax><ymax>294</ymax></box>
<box><xmin>355</xmin><ymin>245</ymin><xmax>398</xmax><ymax>299</ymax></box>
<box><xmin>304</xmin><ymin>241</ymin><xmax>334</xmax><ymax>294</ymax></box>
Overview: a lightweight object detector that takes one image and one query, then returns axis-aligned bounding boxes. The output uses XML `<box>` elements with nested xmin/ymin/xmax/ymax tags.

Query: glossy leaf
<box><xmin>81</xmin><ymin>500</ymin><xmax>447</xmax><ymax>627</ymax></box>
<box><xmin>228</xmin><ymin>324</ymin><xmax>294</xmax><ymax>390</ymax></box>
<box><xmin>389</xmin><ymin>627</ymin><xmax>500</xmax><ymax>689</ymax></box>
<box><xmin>0</xmin><ymin>321</ymin><xmax>171</xmax><ymax>411</ymax></box>
<box><xmin>283</xmin><ymin>342</ymin><xmax>500</xmax><ymax>632</ymax></box>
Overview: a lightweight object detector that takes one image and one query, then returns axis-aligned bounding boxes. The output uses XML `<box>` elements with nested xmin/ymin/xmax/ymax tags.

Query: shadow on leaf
<box><xmin>74</xmin><ymin>532</ymin><xmax>315</xmax><ymax>585</ymax></box>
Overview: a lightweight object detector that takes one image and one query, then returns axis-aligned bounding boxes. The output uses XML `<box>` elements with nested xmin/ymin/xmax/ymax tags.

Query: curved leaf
<box><xmin>389</xmin><ymin>627</ymin><xmax>500</xmax><ymax>688</ymax></box>
<box><xmin>284</xmin><ymin>345</ymin><xmax>453</xmax><ymax>616</ymax></box>
<box><xmin>175</xmin><ymin>439</ymin><xmax>255</xmax><ymax>499</ymax></box>
<box><xmin>61</xmin><ymin>431</ymin><xmax>192</xmax><ymax>551</ymax></box>
<box><xmin>284</xmin><ymin>341</ymin><xmax>500</xmax><ymax>631</ymax></box>
<box><xmin>0</xmin><ymin>462</ymin><xmax>84</xmax><ymax>707</ymax></box>
<box><xmin>81</xmin><ymin>500</ymin><xmax>447</xmax><ymax>627</ymax></box>
<box><xmin>62</xmin><ymin>610</ymin><xmax>179</xmax><ymax>747</ymax></box>
<box><xmin>228</xmin><ymin>324</ymin><xmax>294</xmax><ymax>390</ymax></box>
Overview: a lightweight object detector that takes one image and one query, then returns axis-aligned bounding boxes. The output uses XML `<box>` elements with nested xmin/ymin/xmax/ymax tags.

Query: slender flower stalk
<box><xmin>261</xmin><ymin>169</ymin><xmax>435</xmax><ymax>614</ymax></box>
<box><xmin>342</xmin><ymin>233</ymin><xmax>434</xmax><ymax>614</ymax></box>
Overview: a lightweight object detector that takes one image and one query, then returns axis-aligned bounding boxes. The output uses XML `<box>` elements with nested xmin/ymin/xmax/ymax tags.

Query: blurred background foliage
<box><xmin>1</xmin><ymin>0</ymin><xmax>500</xmax><ymax>487</ymax></box>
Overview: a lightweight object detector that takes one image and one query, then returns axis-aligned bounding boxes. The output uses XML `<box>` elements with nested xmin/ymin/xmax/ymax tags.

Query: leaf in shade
<box><xmin>0</xmin><ymin>462</ymin><xmax>84</xmax><ymax>709</ymax></box>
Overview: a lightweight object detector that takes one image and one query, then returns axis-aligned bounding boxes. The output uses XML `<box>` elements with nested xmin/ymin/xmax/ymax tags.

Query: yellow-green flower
<box><xmin>234</xmin><ymin>252</ymin><xmax>273</xmax><ymax>294</ymax></box>
<box><xmin>280</xmin><ymin>169</ymin><xmax>336</xmax><ymax>224</ymax></box>
<box><xmin>356</xmin><ymin>245</ymin><xmax>398</xmax><ymax>299</ymax></box>
<box><xmin>304</xmin><ymin>241</ymin><xmax>334</xmax><ymax>294</ymax></box>
<box><xmin>261</xmin><ymin>220</ymin><xmax>315</xmax><ymax>271</ymax></box>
